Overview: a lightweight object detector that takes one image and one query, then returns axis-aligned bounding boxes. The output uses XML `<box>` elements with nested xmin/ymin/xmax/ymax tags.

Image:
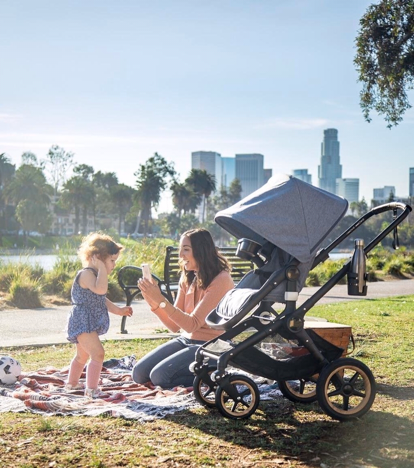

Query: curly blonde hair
<box><xmin>78</xmin><ymin>232</ymin><xmax>123</xmax><ymax>266</ymax></box>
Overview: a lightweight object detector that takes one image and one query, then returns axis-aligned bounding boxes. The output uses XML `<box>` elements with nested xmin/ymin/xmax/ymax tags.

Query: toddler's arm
<box><xmin>106</xmin><ymin>298</ymin><xmax>133</xmax><ymax>316</ymax></box>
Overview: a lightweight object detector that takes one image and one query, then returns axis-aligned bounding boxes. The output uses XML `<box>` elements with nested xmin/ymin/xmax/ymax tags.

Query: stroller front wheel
<box><xmin>215</xmin><ymin>375</ymin><xmax>260</xmax><ymax>420</ymax></box>
<box><xmin>316</xmin><ymin>357</ymin><xmax>376</xmax><ymax>421</ymax></box>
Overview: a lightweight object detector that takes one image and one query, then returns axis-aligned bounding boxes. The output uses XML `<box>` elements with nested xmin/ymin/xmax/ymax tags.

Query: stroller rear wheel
<box><xmin>215</xmin><ymin>375</ymin><xmax>260</xmax><ymax>420</ymax></box>
<box><xmin>278</xmin><ymin>376</ymin><xmax>318</xmax><ymax>403</ymax></box>
<box><xmin>316</xmin><ymin>357</ymin><xmax>376</xmax><ymax>421</ymax></box>
<box><xmin>193</xmin><ymin>367</ymin><xmax>217</xmax><ymax>408</ymax></box>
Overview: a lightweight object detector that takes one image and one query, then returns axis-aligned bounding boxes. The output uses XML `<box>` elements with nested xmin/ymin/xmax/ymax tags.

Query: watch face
<box><xmin>159</xmin><ymin>301</ymin><xmax>167</xmax><ymax>309</ymax></box>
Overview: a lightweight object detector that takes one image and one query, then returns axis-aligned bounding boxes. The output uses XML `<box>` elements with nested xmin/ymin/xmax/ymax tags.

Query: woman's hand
<box><xmin>137</xmin><ymin>278</ymin><xmax>165</xmax><ymax>311</ymax></box>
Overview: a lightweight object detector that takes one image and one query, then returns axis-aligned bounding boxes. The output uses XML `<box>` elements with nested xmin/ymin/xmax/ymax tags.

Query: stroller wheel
<box><xmin>316</xmin><ymin>357</ymin><xmax>376</xmax><ymax>421</ymax></box>
<box><xmin>277</xmin><ymin>376</ymin><xmax>318</xmax><ymax>403</ymax></box>
<box><xmin>193</xmin><ymin>367</ymin><xmax>217</xmax><ymax>408</ymax></box>
<box><xmin>215</xmin><ymin>375</ymin><xmax>260</xmax><ymax>420</ymax></box>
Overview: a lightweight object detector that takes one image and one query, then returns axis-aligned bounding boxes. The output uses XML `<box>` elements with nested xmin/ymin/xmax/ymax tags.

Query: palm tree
<box><xmin>134</xmin><ymin>153</ymin><xmax>176</xmax><ymax>236</ymax></box>
<box><xmin>60</xmin><ymin>176</ymin><xmax>94</xmax><ymax>235</ymax></box>
<box><xmin>110</xmin><ymin>183</ymin><xmax>135</xmax><ymax>234</ymax></box>
<box><xmin>170</xmin><ymin>181</ymin><xmax>200</xmax><ymax>218</ymax></box>
<box><xmin>185</xmin><ymin>169</ymin><xmax>216</xmax><ymax>223</ymax></box>
<box><xmin>5</xmin><ymin>164</ymin><xmax>53</xmax><ymax>240</ymax></box>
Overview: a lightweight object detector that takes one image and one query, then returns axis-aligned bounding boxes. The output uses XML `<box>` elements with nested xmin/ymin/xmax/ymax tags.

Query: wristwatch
<box><xmin>158</xmin><ymin>301</ymin><xmax>167</xmax><ymax>309</ymax></box>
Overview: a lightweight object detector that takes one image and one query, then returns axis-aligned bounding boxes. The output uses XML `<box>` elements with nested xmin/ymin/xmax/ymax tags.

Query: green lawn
<box><xmin>1</xmin><ymin>296</ymin><xmax>413</xmax><ymax>468</ymax></box>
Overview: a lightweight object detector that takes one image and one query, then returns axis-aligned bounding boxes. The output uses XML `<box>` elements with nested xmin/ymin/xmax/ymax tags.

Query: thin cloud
<box><xmin>0</xmin><ymin>113</ymin><xmax>21</xmax><ymax>123</ymax></box>
<box><xmin>256</xmin><ymin>118</ymin><xmax>329</xmax><ymax>130</ymax></box>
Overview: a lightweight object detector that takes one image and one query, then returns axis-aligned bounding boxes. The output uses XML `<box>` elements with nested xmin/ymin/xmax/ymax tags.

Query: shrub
<box><xmin>305</xmin><ymin>271</ymin><xmax>320</xmax><ymax>287</ymax></box>
<box><xmin>107</xmin><ymin>278</ymin><xmax>125</xmax><ymax>303</ymax></box>
<box><xmin>383</xmin><ymin>257</ymin><xmax>407</xmax><ymax>278</ymax></box>
<box><xmin>8</xmin><ymin>275</ymin><xmax>43</xmax><ymax>308</ymax></box>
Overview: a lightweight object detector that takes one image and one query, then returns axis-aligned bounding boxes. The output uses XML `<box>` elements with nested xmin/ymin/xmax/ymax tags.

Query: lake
<box><xmin>0</xmin><ymin>252</ymin><xmax>352</xmax><ymax>271</ymax></box>
<box><xmin>0</xmin><ymin>254</ymin><xmax>77</xmax><ymax>270</ymax></box>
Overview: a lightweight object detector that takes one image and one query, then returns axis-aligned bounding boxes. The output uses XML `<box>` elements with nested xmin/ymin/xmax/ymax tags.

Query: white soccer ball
<box><xmin>0</xmin><ymin>355</ymin><xmax>22</xmax><ymax>385</ymax></box>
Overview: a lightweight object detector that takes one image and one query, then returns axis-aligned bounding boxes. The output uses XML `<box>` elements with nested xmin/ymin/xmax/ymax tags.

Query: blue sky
<box><xmin>1</xmin><ymin>0</ymin><xmax>413</xmax><ymax>213</ymax></box>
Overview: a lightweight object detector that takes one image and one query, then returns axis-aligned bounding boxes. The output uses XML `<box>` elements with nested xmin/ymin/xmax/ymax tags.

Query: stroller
<box><xmin>190</xmin><ymin>174</ymin><xmax>412</xmax><ymax>421</ymax></box>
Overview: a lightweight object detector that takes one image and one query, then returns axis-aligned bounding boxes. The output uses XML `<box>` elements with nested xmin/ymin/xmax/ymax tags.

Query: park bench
<box><xmin>117</xmin><ymin>245</ymin><xmax>254</xmax><ymax>334</ymax></box>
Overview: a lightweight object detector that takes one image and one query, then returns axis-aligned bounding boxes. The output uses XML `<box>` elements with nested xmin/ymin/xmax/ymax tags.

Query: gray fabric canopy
<box><xmin>215</xmin><ymin>174</ymin><xmax>348</xmax><ymax>264</ymax></box>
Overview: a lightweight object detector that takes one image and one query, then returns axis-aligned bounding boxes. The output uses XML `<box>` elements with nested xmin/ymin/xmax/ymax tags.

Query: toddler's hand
<box><xmin>92</xmin><ymin>255</ymin><xmax>105</xmax><ymax>270</ymax></box>
<box><xmin>121</xmin><ymin>306</ymin><xmax>133</xmax><ymax>317</ymax></box>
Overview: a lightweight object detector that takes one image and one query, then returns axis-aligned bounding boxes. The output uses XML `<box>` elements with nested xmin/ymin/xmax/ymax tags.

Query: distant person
<box><xmin>132</xmin><ymin>228</ymin><xmax>234</xmax><ymax>388</ymax></box>
<box><xmin>65</xmin><ymin>233</ymin><xmax>133</xmax><ymax>398</ymax></box>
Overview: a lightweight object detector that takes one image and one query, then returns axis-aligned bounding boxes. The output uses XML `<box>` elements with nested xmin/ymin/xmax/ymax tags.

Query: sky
<box><xmin>1</xmin><ymin>0</ymin><xmax>413</xmax><ymax>214</ymax></box>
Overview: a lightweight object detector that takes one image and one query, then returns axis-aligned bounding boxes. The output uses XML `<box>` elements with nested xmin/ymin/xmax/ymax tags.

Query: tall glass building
<box><xmin>293</xmin><ymin>169</ymin><xmax>312</xmax><ymax>185</ymax></box>
<box><xmin>191</xmin><ymin>151</ymin><xmax>222</xmax><ymax>190</ymax></box>
<box><xmin>318</xmin><ymin>128</ymin><xmax>342</xmax><ymax>194</ymax></box>
<box><xmin>235</xmin><ymin>153</ymin><xmax>264</xmax><ymax>198</ymax></box>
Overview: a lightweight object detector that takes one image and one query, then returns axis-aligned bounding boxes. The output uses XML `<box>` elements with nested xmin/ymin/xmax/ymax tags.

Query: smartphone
<box><xmin>141</xmin><ymin>263</ymin><xmax>153</xmax><ymax>283</ymax></box>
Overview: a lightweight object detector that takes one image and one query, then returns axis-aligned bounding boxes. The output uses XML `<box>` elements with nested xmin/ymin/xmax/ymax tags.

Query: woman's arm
<box><xmin>154</xmin><ymin>272</ymin><xmax>234</xmax><ymax>333</ymax></box>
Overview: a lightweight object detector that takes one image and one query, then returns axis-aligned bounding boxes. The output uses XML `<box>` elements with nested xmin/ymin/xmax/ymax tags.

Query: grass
<box><xmin>1</xmin><ymin>297</ymin><xmax>414</xmax><ymax>467</ymax></box>
<box><xmin>0</xmin><ymin>237</ymin><xmax>175</xmax><ymax>309</ymax></box>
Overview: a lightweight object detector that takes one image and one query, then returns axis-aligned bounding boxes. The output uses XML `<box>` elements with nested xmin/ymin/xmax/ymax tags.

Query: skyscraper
<box><xmin>222</xmin><ymin>157</ymin><xmax>235</xmax><ymax>188</ymax></box>
<box><xmin>336</xmin><ymin>178</ymin><xmax>359</xmax><ymax>204</ymax></box>
<box><xmin>373</xmin><ymin>186</ymin><xmax>396</xmax><ymax>203</ymax></box>
<box><xmin>191</xmin><ymin>151</ymin><xmax>222</xmax><ymax>189</ymax></box>
<box><xmin>318</xmin><ymin>128</ymin><xmax>342</xmax><ymax>194</ymax></box>
<box><xmin>410</xmin><ymin>168</ymin><xmax>414</xmax><ymax>198</ymax></box>
<box><xmin>293</xmin><ymin>169</ymin><xmax>312</xmax><ymax>185</ymax></box>
<box><xmin>235</xmin><ymin>153</ymin><xmax>264</xmax><ymax>198</ymax></box>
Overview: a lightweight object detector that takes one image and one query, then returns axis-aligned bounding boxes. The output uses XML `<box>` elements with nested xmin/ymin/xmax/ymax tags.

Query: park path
<box><xmin>0</xmin><ymin>279</ymin><xmax>413</xmax><ymax>348</ymax></box>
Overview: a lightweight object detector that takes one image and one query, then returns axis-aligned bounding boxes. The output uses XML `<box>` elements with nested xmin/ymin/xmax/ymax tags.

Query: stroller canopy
<box><xmin>215</xmin><ymin>174</ymin><xmax>348</xmax><ymax>263</ymax></box>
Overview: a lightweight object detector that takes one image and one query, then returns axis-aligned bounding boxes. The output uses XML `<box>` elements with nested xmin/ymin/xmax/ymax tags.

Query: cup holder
<box><xmin>236</xmin><ymin>238</ymin><xmax>262</xmax><ymax>260</ymax></box>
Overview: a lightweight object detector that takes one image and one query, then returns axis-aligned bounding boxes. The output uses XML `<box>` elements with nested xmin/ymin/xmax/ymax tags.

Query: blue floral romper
<box><xmin>66</xmin><ymin>268</ymin><xmax>109</xmax><ymax>344</ymax></box>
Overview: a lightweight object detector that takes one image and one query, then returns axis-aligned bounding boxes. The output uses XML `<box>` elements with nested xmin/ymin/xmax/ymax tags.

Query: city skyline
<box><xmin>1</xmin><ymin>1</ymin><xmax>413</xmax><ymax>214</ymax></box>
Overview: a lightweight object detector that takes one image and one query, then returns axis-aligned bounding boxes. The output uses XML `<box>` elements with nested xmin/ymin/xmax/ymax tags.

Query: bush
<box><xmin>8</xmin><ymin>275</ymin><xmax>43</xmax><ymax>308</ymax></box>
<box><xmin>107</xmin><ymin>278</ymin><xmax>125</xmax><ymax>303</ymax></box>
<box><xmin>383</xmin><ymin>257</ymin><xmax>408</xmax><ymax>278</ymax></box>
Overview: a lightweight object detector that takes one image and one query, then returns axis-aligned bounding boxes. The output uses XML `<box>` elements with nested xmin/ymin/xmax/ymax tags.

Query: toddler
<box><xmin>66</xmin><ymin>232</ymin><xmax>133</xmax><ymax>398</ymax></box>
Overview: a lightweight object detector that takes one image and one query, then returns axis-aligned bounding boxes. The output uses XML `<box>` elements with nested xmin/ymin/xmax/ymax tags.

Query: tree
<box><xmin>93</xmin><ymin>171</ymin><xmax>118</xmax><ymax>189</ymax></box>
<box><xmin>110</xmin><ymin>183</ymin><xmax>135</xmax><ymax>234</ymax></box>
<box><xmin>5</xmin><ymin>164</ymin><xmax>53</xmax><ymax>238</ymax></box>
<box><xmin>354</xmin><ymin>0</ymin><xmax>414</xmax><ymax>127</ymax></box>
<box><xmin>60</xmin><ymin>176</ymin><xmax>94</xmax><ymax>235</ymax></box>
<box><xmin>170</xmin><ymin>181</ymin><xmax>201</xmax><ymax>218</ymax></box>
<box><xmin>5</xmin><ymin>164</ymin><xmax>52</xmax><ymax>206</ymax></box>
<box><xmin>16</xmin><ymin>199</ymin><xmax>52</xmax><ymax>239</ymax></box>
<box><xmin>43</xmin><ymin>145</ymin><xmax>75</xmax><ymax>196</ymax></box>
<box><xmin>185</xmin><ymin>169</ymin><xmax>216</xmax><ymax>223</ymax></box>
<box><xmin>134</xmin><ymin>153</ymin><xmax>176</xmax><ymax>236</ymax></box>
<box><xmin>21</xmin><ymin>151</ymin><xmax>43</xmax><ymax>168</ymax></box>
<box><xmin>0</xmin><ymin>153</ymin><xmax>16</xmax><ymax>236</ymax></box>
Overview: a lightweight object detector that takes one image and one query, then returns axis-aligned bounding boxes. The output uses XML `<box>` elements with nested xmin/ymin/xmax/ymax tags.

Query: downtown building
<box><xmin>318</xmin><ymin>128</ymin><xmax>342</xmax><ymax>194</ymax></box>
<box><xmin>292</xmin><ymin>169</ymin><xmax>312</xmax><ymax>185</ymax></box>
<box><xmin>191</xmin><ymin>151</ymin><xmax>269</xmax><ymax>199</ymax></box>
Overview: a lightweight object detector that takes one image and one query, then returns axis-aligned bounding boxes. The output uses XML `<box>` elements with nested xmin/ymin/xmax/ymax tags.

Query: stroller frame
<box><xmin>192</xmin><ymin>201</ymin><xmax>412</xmax><ymax>421</ymax></box>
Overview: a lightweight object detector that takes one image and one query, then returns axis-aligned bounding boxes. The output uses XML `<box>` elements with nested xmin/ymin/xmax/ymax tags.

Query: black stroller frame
<box><xmin>191</xmin><ymin>184</ymin><xmax>412</xmax><ymax>421</ymax></box>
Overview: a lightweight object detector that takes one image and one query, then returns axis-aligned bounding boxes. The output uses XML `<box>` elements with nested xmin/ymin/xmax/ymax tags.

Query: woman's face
<box><xmin>179</xmin><ymin>235</ymin><xmax>198</xmax><ymax>272</ymax></box>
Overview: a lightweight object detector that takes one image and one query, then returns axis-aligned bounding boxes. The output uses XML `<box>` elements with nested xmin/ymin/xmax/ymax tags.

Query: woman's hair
<box><xmin>179</xmin><ymin>228</ymin><xmax>230</xmax><ymax>290</ymax></box>
<box><xmin>78</xmin><ymin>232</ymin><xmax>123</xmax><ymax>266</ymax></box>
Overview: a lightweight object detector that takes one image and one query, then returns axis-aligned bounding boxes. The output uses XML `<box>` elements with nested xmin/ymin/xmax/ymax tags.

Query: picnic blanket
<box><xmin>0</xmin><ymin>356</ymin><xmax>283</xmax><ymax>421</ymax></box>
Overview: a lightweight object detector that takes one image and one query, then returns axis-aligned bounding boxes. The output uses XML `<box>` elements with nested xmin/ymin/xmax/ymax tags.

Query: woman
<box><xmin>132</xmin><ymin>228</ymin><xmax>234</xmax><ymax>388</ymax></box>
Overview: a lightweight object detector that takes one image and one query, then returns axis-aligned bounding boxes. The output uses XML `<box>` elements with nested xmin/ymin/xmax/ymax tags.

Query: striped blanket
<box><xmin>0</xmin><ymin>358</ymin><xmax>282</xmax><ymax>421</ymax></box>
<box><xmin>0</xmin><ymin>365</ymin><xmax>197</xmax><ymax>421</ymax></box>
